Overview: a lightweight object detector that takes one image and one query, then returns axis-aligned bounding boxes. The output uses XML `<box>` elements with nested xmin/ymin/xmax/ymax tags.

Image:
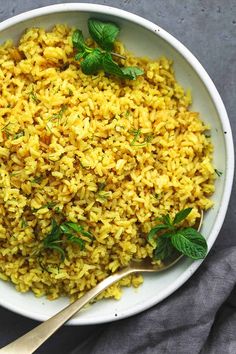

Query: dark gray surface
<box><xmin>0</xmin><ymin>1</ymin><xmax>235</xmax><ymax>353</ymax></box>
<box><xmin>68</xmin><ymin>247</ymin><xmax>236</xmax><ymax>354</ymax></box>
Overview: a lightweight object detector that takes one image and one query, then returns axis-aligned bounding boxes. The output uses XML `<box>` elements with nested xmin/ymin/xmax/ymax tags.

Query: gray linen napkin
<box><xmin>71</xmin><ymin>247</ymin><xmax>236</xmax><ymax>354</ymax></box>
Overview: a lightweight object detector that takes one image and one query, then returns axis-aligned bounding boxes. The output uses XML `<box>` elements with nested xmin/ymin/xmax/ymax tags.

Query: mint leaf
<box><xmin>72</xmin><ymin>20</ymin><xmax>144</xmax><ymax>81</ymax></box>
<box><xmin>61</xmin><ymin>222</ymin><xmax>84</xmax><ymax>233</ymax></box>
<box><xmin>43</xmin><ymin>219</ymin><xmax>62</xmax><ymax>245</ymax></box>
<box><xmin>46</xmin><ymin>244</ymin><xmax>66</xmax><ymax>261</ymax></box>
<box><xmin>60</xmin><ymin>222</ymin><xmax>93</xmax><ymax>239</ymax></box>
<box><xmin>80</xmin><ymin>48</ymin><xmax>103</xmax><ymax>75</ymax></box>
<box><xmin>147</xmin><ymin>224</ymin><xmax>171</xmax><ymax>243</ymax></box>
<box><xmin>59</xmin><ymin>221</ymin><xmax>93</xmax><ymax>250</ymax></box>
<box><xmin>72</xmin><ymin>29</ymin><xmax>90</xmax><ymax>52</ymax></box>
<box><xmin>121</xmin><ymin>66</ymin><xmax>144</xmax><ymax>80</ymax></box>
<box><xmin>32</xmin><ymin>202</ymin><xmax>57</xmax><ymax>213</ymax></box>
<box><xmin>102</xmin><ymin>53</ymin><xmax>143</xmax><ymax>80</ymax></box>
<box><xmin>162</xmin><ymin>214</ymin><xmax>173</xmax><ymax>227</ymax></box>
<box><xmin>171</xmin><ymin>228</ymin><xmax>207</xmax><ymax>260</ymax></box>
<box><xmin>13</xmin><ymin>131</ymin><xmax>25</xmax><ymax>140</ymax></box>
<box><xmin>65</xmin><ymin>234</ymin><xmax>85</xmax><ymax>250</ymax></box>
<box><xmin>42</xmin><ymin>220</ymin><xmax>65</xmax><ymax>260</ymax></box>
<box><xmin>173</xmin><ymin>208</ymin><xmax>192</xmax><ymax>225</ymax></box>
<box><xmin>102</xmin><ymin>52</ymin><xmax>124</xmax><ymax>77</ymax></box>
<box><xmin>40</xmin><ymin>219</ymin><xmax>92</xmax><ymax>262</ymax></box>
<box><xmin>156</xmin><ymin>214</ymin><xmax>173</xmax><ymax>228</ymax></box>
<box><xmin>88</xmin><ymin>18</ymin><xmax>119</xmax><ymax>51</ymax></box>
<box><xmin>75</xmin><ymin>52</ymin><xmax>86</xmax><ymax>60</ymax></box>
<box><xmin>214</xmin><ymin>169</ymin><xmax>223</xmax><ymax>177</ymax></box>
<box><xmin>154</xmin><ymin>236</ymin><xmax>175</xmax><ymax>261</ymax></box>
<box><xmin>148</xmin><ymin>208</ymin><xmax>206</xmax><ymax>261</ymax></box>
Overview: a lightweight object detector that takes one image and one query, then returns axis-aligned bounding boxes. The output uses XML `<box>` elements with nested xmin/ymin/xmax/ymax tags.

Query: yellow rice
<box><xmin>0</xmin><ymin>25</ymin><xmax>215</xmax><ymax>301</ymax></box>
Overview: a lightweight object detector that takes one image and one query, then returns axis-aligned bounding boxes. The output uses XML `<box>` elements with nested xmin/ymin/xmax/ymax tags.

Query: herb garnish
<box><xmin>13</xmin><ymin>131</ymin><xmax>24</xmax><ymax>140</ymax></box>
<box><xmin>1</xmin><ymin>122</ymin><xmax>12</xmax><ymax>138</ymax></box>
<box><xmin>88</xmin><ymin>19</ymin><xmax>120</xmax><ymax>51</ymax></box>
<box><xmin>125</xmin><ymin>111</ymin><xmax>130</xmax><ymax>118</ymax></box>
<box><xmin>152</xmin><ymin>193</ymin><xmax>161</xmax><ymax>201</ymax></box>
<box><xmin>46</xmin><ymin>105</ymin><xmax>68</xmax><ymax>132</ymax></box>
<box><xmin>29</xmin><ymin>89</ymin><xmax>39</xmax><ymax>103</ymax></box>
<box><xmin>97</xmin><ymin>182</ymin><xmax>106</xmax><ymax>191</ymax></box>
<box><xmin>130</xmin><ymin>129</ymin><xmax>153</xmax><ymax>146</ymax></box>
<box><xmin>148</xmin><ymin>208</ymin><xmax>207</xmax><ymax>260</ymax></box>
<box><xmin>49</xmin><ymin>105</ymin><xmax>67</xmax><ymax>125</ymax></box>
<box><xmin>214</xmin><ymin>169</ymin><xmax>223</xmax><ymax>177</ymax></box>
<box><xmin>54</xmin><ymin>206</ymin><xmax>64</xmax><ymax>215</ymax></box>
<box><xmin>40</xmin><ymin>219</ymin><xmax>93</xmax><ymax>261</ymax></box>
<box><xmin>20</xmin><ymin>217</ymin><xmax>28</xmax><ymax>228</ymax></box>
<box><xmin>130</xmin><ymin>129</ymin><xmax>143</xmax><ymax>146</ymax></box>
<box><xmin>96</xmin><ymin>182</ymin><xmax>111</xmax><ymax>201</ymax></box>
<box><xmin>72</xmin><ymin>19</ymin><xmax>144</xmax><ymax>80</ymax></box>
<box><xmin>78</xmin><ymin>159</ymin><xmax>90</xmax><ymax>169</ymax></box>
<box><xmin>31</xmin><ymin>176</ymin><xmax>43</xmax><ymax>184</ymax></box>
<box><xmin>31</xmin><ymin>202</ymin><xmax>57</xmax><ymax>213</ymax></box>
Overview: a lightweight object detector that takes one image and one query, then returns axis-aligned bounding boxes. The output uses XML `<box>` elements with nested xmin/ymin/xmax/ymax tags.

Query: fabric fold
<box><xmin>71</xmin><ymin>247</ymin><xmax>236</xmax><ymax>354</ymax></box>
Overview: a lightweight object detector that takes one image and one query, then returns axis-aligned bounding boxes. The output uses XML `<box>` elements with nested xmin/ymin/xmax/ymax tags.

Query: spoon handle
<box><xmin>0</xmin><ymin>266</ymin><xmax>133</xmax><ymax>354</ymax></box>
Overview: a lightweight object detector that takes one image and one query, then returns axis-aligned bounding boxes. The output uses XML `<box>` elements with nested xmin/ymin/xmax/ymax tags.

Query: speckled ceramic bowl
<box><xmin>0</xmin><ymin>3</ymin><xmax>234</xmax><ymax>325</ymax></box>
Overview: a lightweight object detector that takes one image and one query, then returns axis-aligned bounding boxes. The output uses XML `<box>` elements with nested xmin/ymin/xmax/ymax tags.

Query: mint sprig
<box><xmin>88</xmin><ymin>18</ymin><xmax>120</xmax><ymax>51</ymax></box>
<box><xmin>171</xmin><ymin>228</ymin><xmax>207</xmax><ymax>260</ymax></box>
<box><xmin>72</xmin><ymin>19</ymin><xmax>144</xmax><ymax>80</ymax></box>
<box><xmin>148</xmin><ymin>208</ymin><xmax>207</xmax><ymax>261</ymax></box>
<box><xmin>72</xmin><ymin>29</ymin><xmax>90</xmax><ymax>53</ymax></box>
<box><xmin>40</xmin><ymin>219</ymin><xmax>93</xmax><ymax>261</ymax></box>
<box><xmin>80</xmin><ymin>48</ymin><xmax>103</xmax><ymax>75</ymax></box>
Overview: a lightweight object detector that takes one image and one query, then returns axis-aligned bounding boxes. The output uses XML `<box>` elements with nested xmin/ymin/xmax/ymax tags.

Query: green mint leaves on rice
<box><xmin>80</xmin><ymin>48</ymin><xmax>104</xmax><ymax>75</ymax></box>
<box><xmin>102</xmin><ymin>53</ymin><xmax>144</xmax><ymax>80</ymax></box>
<box><xmin>72</xmin><ymin>29</ymin><xmax>90</xmax><ymax>52</ymax></box>
<box><xmin>88</xmin><ymin>18</ymin><xmax>120</xmax><ymax>51</ymax></box>
<box><xmin>72</xmin><ymin>18</ymin><xmax>144</xmax><ymax>80</ymax></box>
<box><xmin>39</xmin><ymin>219</ymin><xmax>93</xmax><ymax>263</ymax></box>
<box><xmin>171</xmin><ymin>228</ymin><xmax>208</xmax><ymax>260</ymax></box>
<box><xmin>148</xmin><ymin>208</ymin><xmax>208</xmax><ymax>261</ymax></box>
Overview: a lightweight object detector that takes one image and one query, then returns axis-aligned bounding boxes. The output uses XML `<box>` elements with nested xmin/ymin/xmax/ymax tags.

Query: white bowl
<box><xmin>0</xmin><ymin>3</ymin><xmax>234</xmax><ymax>325</ymax></box>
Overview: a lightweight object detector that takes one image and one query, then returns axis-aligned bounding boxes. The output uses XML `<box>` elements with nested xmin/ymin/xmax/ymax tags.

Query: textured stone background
<box><xmin>0</xmin><ymin>1</ymin><xmax>235</xmax><ymax>353</ymax></box>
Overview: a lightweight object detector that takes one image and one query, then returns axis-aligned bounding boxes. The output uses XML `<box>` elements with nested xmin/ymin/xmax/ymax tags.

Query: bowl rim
<box><xmin>0</xmin><ymin>3</ymin><xmax>234</xmax><ymax>325</ymax></box>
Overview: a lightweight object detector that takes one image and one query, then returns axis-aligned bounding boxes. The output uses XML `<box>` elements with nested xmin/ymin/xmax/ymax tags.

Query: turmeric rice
<box><xmin>0</xmin><ymin>25</ymin><xmax>215</xmax><ymax>301</ymax></box>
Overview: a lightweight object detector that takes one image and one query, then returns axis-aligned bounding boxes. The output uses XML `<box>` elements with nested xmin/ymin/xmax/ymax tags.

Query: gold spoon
<box><xmin>0</xmin><ymin>211</ymin><xmax>203</xmax><ymax>354</ymax></box>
